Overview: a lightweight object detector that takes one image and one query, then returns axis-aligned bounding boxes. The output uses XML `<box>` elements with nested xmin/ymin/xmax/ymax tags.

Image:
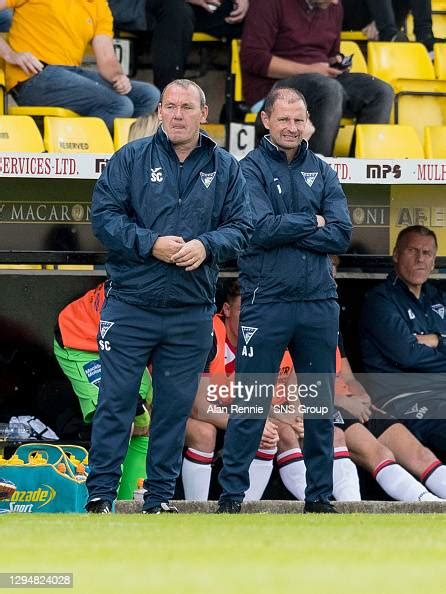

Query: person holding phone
<box><xmin>240</xmin><ymin>0</ymin><xmax>394</xmax><ymax>156</ymax></box>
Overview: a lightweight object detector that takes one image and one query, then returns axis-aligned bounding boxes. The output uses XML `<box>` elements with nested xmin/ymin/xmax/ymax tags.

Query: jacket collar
<box><xmin>388</xmin><ymin>270</ymin><xmax>430</xmax><ymax>301</ymax></box>
<box><xmin>260</xmin><ymin>135</ymin><xmax>309</xmax><ymax>165</ymax></box>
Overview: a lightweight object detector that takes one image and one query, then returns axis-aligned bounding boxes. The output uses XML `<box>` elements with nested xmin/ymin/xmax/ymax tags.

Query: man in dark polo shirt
<box><xmin>240</xmin><ymin>0</ymin><xmax>394</xmax><ymax>156</ymax></box>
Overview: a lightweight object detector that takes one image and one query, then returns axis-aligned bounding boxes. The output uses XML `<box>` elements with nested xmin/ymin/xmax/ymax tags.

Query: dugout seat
<box><xmin>355</xmin><ymin>124</ymin><xmax>424</xmax><ymax>158</ymax></box>
<box><xmin>0</xmin><ymin>115</ymin><xmax>44</xmax><ymax>152</ymax></box>
<box><xmin>113</xmin><ymin>117</ymin><xmax>136</xmax><ymax>150</ymax></box>
<box><xmin>44</xmin><ymin>116</ymin><xmax>114</xmax><ymax>153</ymax></box>
<box><xmin>424</xmin><ymin>125</ymin><xmax>446</xmax><ymax>158</ymax></box>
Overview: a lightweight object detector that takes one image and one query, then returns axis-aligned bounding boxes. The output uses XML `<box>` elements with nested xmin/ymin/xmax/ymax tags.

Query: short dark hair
<box><xmin>263</xmin><ymin>86</ymin><xmax>308</xmax><ymax>117</ymax></box>
<box><xmin>160</xmin><ymin>79</ymin><xmax>206</xmax><ymax>108</ymax></box>
<box><xmin>222</xmin><ymin>278</ymin><xmax>240</xmax><ymax>304</ymax></box>
<box><xmin>395</xmin><ymin>225</ymin><xmax>438</xmax><ymax>251</ymax></box>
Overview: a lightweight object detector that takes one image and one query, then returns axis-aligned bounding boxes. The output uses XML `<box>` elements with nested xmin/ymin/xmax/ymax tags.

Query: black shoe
<box><xmin>304</xmin><ymin>501</ymin><xmax>338</xmax><ymax>514</ymax></box>
<box><xmin>85</xmin><ymin>498</ymin><xmax>112</xmax><ymax>514</ymax></box>
<box><xmin>216</xmin><ymin>500</ymin><xmax>242</xmax><ymax>514</ymax></box>
<box><xmin>142</xmin><ymin>502</ymin><xmax>179</xmax><ymax>514</ymax></box>
<box><xmin>390</xmin><ymin>31</ymin><xmax>409</xmax><ymax>42</ymax></box>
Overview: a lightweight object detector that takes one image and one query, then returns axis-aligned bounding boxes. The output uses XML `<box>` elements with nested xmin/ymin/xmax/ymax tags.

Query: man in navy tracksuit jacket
<box><xmin>86</xmin><ymin>80</ymin><xmax>252</xmax><ymax>513</ymax></box>
<box><xmin>361</xmin><ymin>225</ymin><xmax>446</xmax><ymax>455</ymax></box>
<box><xmin>218</xmin><ymin>87</ymin><xmax>352</xmax><ymax>513</ymax></box>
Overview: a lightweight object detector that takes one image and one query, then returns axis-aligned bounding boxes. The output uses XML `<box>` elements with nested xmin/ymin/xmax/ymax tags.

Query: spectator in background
<box><xmin>0</xmin><ymin>0</ymin><xmax>160</xmax><ymax>131</ymax></box>
<box><xmin>343</xmin><ymin>0</ymin><xmax>441</xmax><ymax>52</ymax></box>
<box><xmin>0</xmin><ymin>8</ymin><xmax>12</xmax><ymax>32</ymax></box>
<box><xmin>128</xmin><ymin>112</ymin><xmax>160</xmax><ymax>142</ymax></box>
<box><xmin>240</xmin><ymin>0</ymin><xmax>394</xmax><ymax>156</ymax></box>
<box><xmin>109</xmin><ymin>0</ymin><xmax>248</xmax><ymax>91</ymax></box>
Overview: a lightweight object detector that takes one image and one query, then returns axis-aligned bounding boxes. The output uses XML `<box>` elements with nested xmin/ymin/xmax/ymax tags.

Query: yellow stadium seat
<box><xmin>333</xmin><ymin>124</ymin><xmax>355</xmax><ymax>157</ymax></box>
<box><xmin>192</xmin><ymin>32</ymin><xmax>220</xmax><ymax>43</ymax></box>
<box><xmin>433</xmin><ymin>13</ymin><xmax>446</xmax><ymax>38</ymax></box>
<box><xmin>0</xmin><ymin>115</ymin><xmax>44</xmax><ymax>152</ymax></box>
<box><xmin>114</xmin><ymin>117</ymin><xmax>136</xmax><ymax>150</ymax></box>
<box><xmin>395</xmin><ymin>93</ymin><xmax>446</xmax><ymax>141</ymax></box>
<box><xmin>355</xmin><ymin>124</ymin><xmax>424</xmax><ymax>158</ymax></box>
<box><xmin>424</xmin><ymin>125</ymin><xmax>446</xmax><ymax>157</ymax></box>
<box><xmin>44</xmin><ymin>117</ymin><xmax>114</xmax><ymax>153</ymax></box>
<box><xmin>432</xmin><ymin>0</ymin><xmax>446</xmax><ymax>10</ymax></box>
<box><xmin>231</xmin><ymin>39</ymin><xmax>243</xmax><ymax>104</ymax></box>
<box><xmin>434</xmin><ymin>43</ymin><xmax>446</xmax><ymax>79</ymax></box>
<box><xmin>201</xmin><ymin>123</ymin><xmax>226</xmax><ymax>147</ymax></box>
<box><xmin>230</xmin><ymin>39</ymin><xmax>258</xmax><ymax>124</ymax></box>
<box><xmin>340</xmin><ymin>41</ymin><xmax>368</xmax><ymax>73</ymax></box>
<box><xmin>367</xmin><ymin>42</ymin><xmax>435</xmax><ymax>87</ymax></box>
<box><xmin>8</xmin><ymin>105</ymin><xmax>78</xmax><ymax>118</ymax></box>
<box><xmin>0</xmin><ymin>67</ymin><xmax>5</xmax><ymax>115</ymax></box>
<box><xmin>340</xmin><ymin>31</ymin><xmax>367</xmax><ymax>41</ymax></box>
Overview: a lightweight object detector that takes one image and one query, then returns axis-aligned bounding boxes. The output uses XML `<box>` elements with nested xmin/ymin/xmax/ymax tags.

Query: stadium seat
<box><xmin>340</xmin><ymin>41</ymin><xmax>368</xmax><ymax>73</ymax></box>
<box><xmin>114</xmin><ymin>117</ymin><xmax>136</xmax><ymax>150</ymax></box>
<box><xmin>0</xmin><ymin>115</ymin><xmax>44</xmax><ymax>152</ymax></box>
<box><xmin>8</xmin><ymin>105</ymin><xmax>78</xmax><ymax>118</ymax></box>
<box><xmin>355</xmin><ymin>124</ymin><xmax>425</xmax><ymax>158</ymax></box>
<box><xmin>367</xmin><ymin>42</ymin><xmax>435</xmax><ymax>88</ymax></box>
<box><xmin>333</xmin><ymin>124</ymin><xmax>355</xmax><ymax>157</ymax></box>
<box><xmin>424</xmin><ymin>125</ymin><xmax>446</xmax><ymax>158</ymax></box>
<box><xmin>0</xmin><ymin>67</ymin><xmax>5</xmax><ymax>115</ymax></box>
<box><xmin>201</xmin><ymin>123</ymin><xmax>226</xmax><ymax>147</ymax></box>
<box><xmin>44</xmin><ymin>117</ymin><xmax>114</xmax><ymax>153</ymax></box>
<box><xmin>433</xmin><ymin>13</ymin><xmax>446</xmax><ymax>38</ymax></box>
<box><xmin>394</xmin><ymin>93</ymin><xmax>446</xmax><ymax>141</ymax></box>
<box><xmin>434</xmin><ymin>43</ymin><xmax>446</xmax><ymax>79</ymax></box>
<box><xmin>340</xmin><ymin>31</ymin><xmax>367</xmax><ymax>41</ymax></box>
<box><xmin>192</xmin><ymin>32</ymin><xmax>219</xmax><ymax>43</ymax></box>
<box><xmin>229</xmin><ymin>39</ymin><xmax>257</xmax><ymax>124</ymax></box>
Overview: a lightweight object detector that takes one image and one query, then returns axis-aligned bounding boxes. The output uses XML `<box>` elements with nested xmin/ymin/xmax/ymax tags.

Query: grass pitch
<box><xmin>1</xmin><ymin>514</ymin><xmax>445</xmax><ymax>594</ymax></box>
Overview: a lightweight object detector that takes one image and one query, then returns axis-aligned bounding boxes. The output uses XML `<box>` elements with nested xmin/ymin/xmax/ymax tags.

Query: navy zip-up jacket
<box><xmin>91</xmin><ymin>127</ymin><xmax>253</xmax><ymax>307</ymax></box>
<box><xmin>361</xmin><ymin>272</ymin><xmax>446</xmax><ymax>374</ymax></box>
<box><xmin>238</xmin><ymin>136</ymin><xmax>352</xmax><ymax>303</ymax></box>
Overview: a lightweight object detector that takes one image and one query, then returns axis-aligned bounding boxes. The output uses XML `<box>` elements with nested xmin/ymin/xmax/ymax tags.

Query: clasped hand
<box><xmin>152</xmin><ymin>236</ymin><xmax>207</xmax><ymax>271</ymax></box>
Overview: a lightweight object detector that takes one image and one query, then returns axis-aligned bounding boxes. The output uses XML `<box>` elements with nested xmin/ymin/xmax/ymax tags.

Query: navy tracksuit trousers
<box><xmin>219</xmin><ymin>299</ymin><xmax>338</xmax><ymax>503</ymax></box>
<box><xmin>86</xmin><ymin>296</ymin><xmax>213</xmax><ymax>509</ymax></box>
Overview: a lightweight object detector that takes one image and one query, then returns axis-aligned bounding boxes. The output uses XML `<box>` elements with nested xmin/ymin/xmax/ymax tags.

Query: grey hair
<box><xmin>160</xmin><ymin>79</ymin><xmax>207</xmax><ymax>108</ymax></box>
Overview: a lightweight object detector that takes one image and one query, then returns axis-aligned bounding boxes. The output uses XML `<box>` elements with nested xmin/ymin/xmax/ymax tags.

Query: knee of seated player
<box><xmin>333</xmin><ymin>426</ymin><xmax>347</xmax><ymax>448</ymax></box>
<box><xmin>185</xmin><ymin>418</ymin><xmax>217</xmax><ymax>452</ymax></box>
<box><xmin>277</xmin><ymin>422</ymin><xmax>299</xmax><ymax>452</ymax></box>
<box><xmin>345</xmin><ymin>424</ymin><xmax>395</xmax><ymax>472</ymax></box>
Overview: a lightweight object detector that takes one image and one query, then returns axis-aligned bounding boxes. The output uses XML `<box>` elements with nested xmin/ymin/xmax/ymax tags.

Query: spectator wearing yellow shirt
<box><xmin>0</xmin><ymin>0</ymin><xmax>160</xmax><ymax>130</ymax></box>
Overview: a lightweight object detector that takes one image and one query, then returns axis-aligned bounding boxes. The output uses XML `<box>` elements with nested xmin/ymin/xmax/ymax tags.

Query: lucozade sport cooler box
<box><xmin>0</xmin><ymin>443</ymin><xmax>88</xmax><ymax>513</ymax></box>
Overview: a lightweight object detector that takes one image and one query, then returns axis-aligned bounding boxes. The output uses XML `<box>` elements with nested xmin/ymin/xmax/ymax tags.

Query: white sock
<box><xmin>423</xmin><ymin>461</ymin><xmax>446</xmax><ymax>499</ymax></box>
<box><xmin>245</xmin><ymin>448</ymin><xmax>276</xmax><ymax>501</ymax></box>
<box><xmin>277</xmin><ymin>448</ymin><xmax>306</xmax><ymax>501</ymax></box>
<box><xmin>333</xmin><ymin>447</ymin><xmax>361</xmax><ymax>501</ymax></box>
<box><xmin>374</xmin><ymin>460</ymin><xmax>441</xmax><ymax>502</ymax></box>
<box><xmin>181</xmin><ymin>448</ymin><xmax>213</xmax><ymax>501</ymax></box>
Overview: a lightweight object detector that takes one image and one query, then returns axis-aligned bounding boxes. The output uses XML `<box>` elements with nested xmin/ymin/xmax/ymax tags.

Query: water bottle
<box><xmin>133</xmin><ymin>478</ymin><xmax>146</xmax><ymax>503</ymax></box>
<box><xmin>74</xmin><ymin>463</ymin><xmax>87</xmax><ymax>482</ymax></box>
